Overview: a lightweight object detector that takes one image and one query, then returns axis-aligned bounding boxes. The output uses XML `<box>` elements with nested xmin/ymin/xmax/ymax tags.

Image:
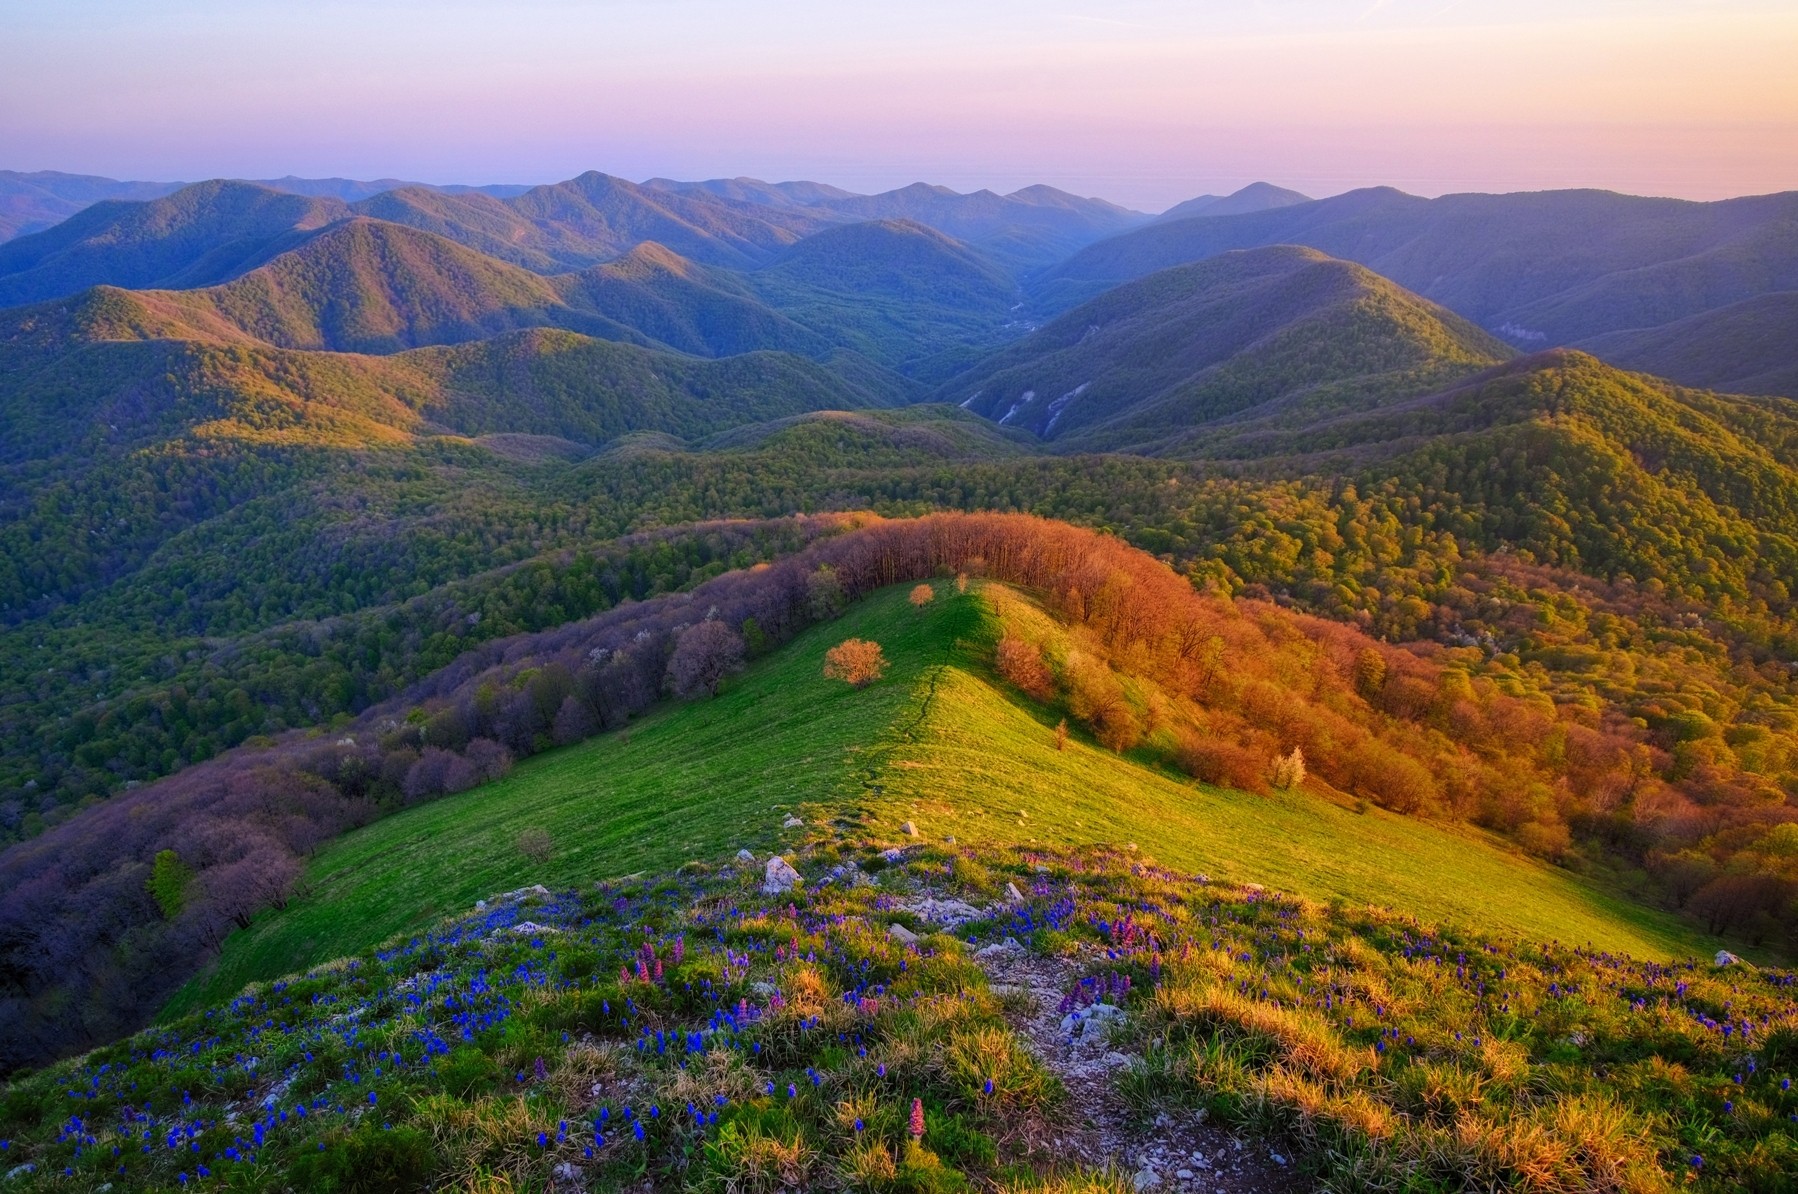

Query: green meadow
<box><xmin>169</xmin><ymin>583</ymin><xmax>1712</xmax><ymax>1017</ymax></box>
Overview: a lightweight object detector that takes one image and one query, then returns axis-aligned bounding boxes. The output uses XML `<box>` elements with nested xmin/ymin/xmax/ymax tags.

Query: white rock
<box><xmin>1006</xmin><ymin>881</ymin><xmax>1024</xmax><ymax>902</ymax></box>
<box><xmin>487</xmin><ymin>883</ymin><xmax>552</xmax><ymax>905</ymax></box>
<box><xmin>512</xmin><ymin>921</ymin><xmax>558</xmax><ymax>935</ymax></box>
<box><xmin>1176</xmin><ymin>1170</ymin><xmax>1194</xmax><ymax>1180</ymax></box>
<box><xmin>1060</xmin><ymin>1002</ymin><xmax>1125</xmax><ymax>1042</ymax></box>
<box><xmin>881</xmin><ymin>848</ymin><xmax>905</xmax><ymax>862</ymax></box>
<box><xmin>782</xmin><ymin>815</ymin><xmax>804</xmax><ymax>828</ymax></box>
<box><xmin>901</xmin><ymin>820</ymin><xmax>918</xmax><ymax>837</ymax></box>
<box><xmin>1133</xmin><ymin>1169</ymin><xmax>1161</xmax><ymax>1190</ymax></box>
<box><xmin>762</xmin><ymin>856</ymin><xmax>803</xmax><ymax>894</ymax></box>
<box><xmin>553</xmin><ymin>1161</ymin><xmax>580</xmax><ymax>1181</ymax></box>
<box><xmin>735</xmin><ymin>848</ymin><xmax>756</xmax><ymax>863</ymax></box>
<box><xmin>898</xmin><ymin>896</ymin><xmax>985</xmax><ymax>926</ymax></box>
<box><xmin>975</xmin><ymin>937</ymin><xmax>1025</xmax><ymax>958</ymax></box>
<box><xmin>474</xmin><ymin>900</ymin><xmax>487</xmax><ymax>911</ymax></box>
<box><xmin>1270</xmin><ymin>1153</ymin><xmax>1287</xmax><ymax>1166</ymax></box>
<box><xmin>888</xmin><ymin>923</ymin><xmax>919</xmax><ymax>945</ymax></box>
<box><xmin>1715</xmin><ymin>950</ymin><xmax>1743</xmax><ymax>967</ymax></box>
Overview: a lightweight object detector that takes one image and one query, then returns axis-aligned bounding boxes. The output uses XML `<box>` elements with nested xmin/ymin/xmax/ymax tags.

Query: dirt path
<box><xmin>974</xmin><ymin>941</ymin><xmax>1310</xmax><ymax>1193</ymax></box>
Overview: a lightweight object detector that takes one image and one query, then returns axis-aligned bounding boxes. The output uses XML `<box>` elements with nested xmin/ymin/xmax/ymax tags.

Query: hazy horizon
<box><xmin>3</xmin><ymin>0</ymin><xmax>1793</xmax><ymax>212</ymax></box>
<box><xmin>9</xmin><ymin>163</ymin><xmax>1798</xmax><ymax>217</ymax></box>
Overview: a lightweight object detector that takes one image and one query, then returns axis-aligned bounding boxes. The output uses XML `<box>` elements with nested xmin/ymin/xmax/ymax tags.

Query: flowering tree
<box><xmin>909</xmin><ymin>583</ymin><xmax>934</xmax><ymax>609</ymax></box>
<box><xmin>823</xmin><ymin>639</ymin><xmax>888</xmax><ymax>688</ymax></box>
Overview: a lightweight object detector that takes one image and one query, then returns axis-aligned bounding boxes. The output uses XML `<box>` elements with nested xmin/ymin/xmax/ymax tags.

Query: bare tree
<box><xmin>552</xmin><ymin>696</ymin><xmax>599</xmax><ymax>745</ymax></box>
<box><xmin>667</xmin><ymin>620</ymin><xmax>746</xmax><ymax>698</ymax></box>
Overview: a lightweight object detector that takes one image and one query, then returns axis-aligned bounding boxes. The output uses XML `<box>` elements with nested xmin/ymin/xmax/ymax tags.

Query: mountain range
<box><xmin>943</xmin><ymin>245</ymin><xmax>1511</xmax><ymax>451</ymax></box>
<box><xmin>5</xmin><ymin>159</ymin><xmax>1798</xmax><ymax>1121</ymax></box>
<box><xmin>1037</xmin><ymin>186</ymin><xmax>1798</xmax><ymax>380</ymax></box>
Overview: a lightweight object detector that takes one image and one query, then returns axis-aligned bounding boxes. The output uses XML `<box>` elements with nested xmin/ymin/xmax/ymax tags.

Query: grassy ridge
<box><xmin>164</xmin><ymin>582</ymin><xmax>973</xmax><ymax>1015</ymax></box>
<box><xmin>170</xmin><ymin>584</ymin><xmax>1711</xmax><ymax>1018</ymax></box>
<box><xmin>869</xmin><ymin>669</ymin><xmax>1704</xmax><ymax>958</ymax></box>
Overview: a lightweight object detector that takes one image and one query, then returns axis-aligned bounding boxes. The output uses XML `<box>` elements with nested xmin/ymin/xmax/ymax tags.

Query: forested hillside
<box><xmin>0</xmin><ymin>180</ymin><xmax>346</xmax><ymax>305</ymax></box>
<box><xmin>1577</xmin><ymin>291</ymin><xmax>1798</xmax><ymax>398</ymax></box>
<box><xmin>0</xmin><ymin>513</ymin><xmax>1733</xmax><ymax>1067</ymax></box>
<box><xmin>942</xmin><ymin>245</ymin><xmax>1509</xmax><ymax>447</ymax></box>
<box><xmin>1039</xmin><ymin>187</ymin><xmax>1798</xmax><ymax>391</ymax></box>
<box><xmin>2</xmin><ymin>175</ymin><xmax>1797</xmax><ymax>1095</ymax></box>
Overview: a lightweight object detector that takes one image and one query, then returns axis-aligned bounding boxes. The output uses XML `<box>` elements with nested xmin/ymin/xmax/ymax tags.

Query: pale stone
<box><xmin>762</xmin><ymin>856</ymin><xmax>803</xmax><ymax>894</ymax></box>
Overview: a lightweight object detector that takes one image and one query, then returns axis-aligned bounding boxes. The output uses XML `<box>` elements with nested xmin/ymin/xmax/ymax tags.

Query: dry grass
<box><xmin>1157</xmin><ymin>984</ymin><xmax>1371</xmax><ymax>1086</ymax></box>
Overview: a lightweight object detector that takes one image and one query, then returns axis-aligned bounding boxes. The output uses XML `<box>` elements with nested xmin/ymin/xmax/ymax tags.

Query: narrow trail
<box><xmin>972</xmin><ymin>944</ymin><xmax>1310</xmax><ymax>1194</ymax></box>
<box><xmin>898</xmin><ymin>662</ymin><xmax>946</xmax><ymax>745</ymax></box>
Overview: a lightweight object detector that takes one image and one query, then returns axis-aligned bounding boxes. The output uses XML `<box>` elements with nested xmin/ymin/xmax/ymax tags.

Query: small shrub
<box><xmin>1515</xmin><ymin>818</ymin><xmax>1573</xmax><ymax>862</ymax></box>
<box><xmin>702</xmin><ymin>1110</ymin><xmax>813</xmax><ymax>1193</ymax></box>
<box><xmin>824</xmin><ymin>639</ymin><xmax>888</xmax><ymax>688</ymax></box>
<box><xmin>839</xmin><ymin>1138</ymin><xmax>899</xmax><ymax>1187</ymax></box>
<box><xmin>1094</xmin><ymin>705</ymin><xmax>1143</xmax><ymax>753</ymax></box>
<box><xmin>516</xmin><ymin>827</ymin><xmax>553</xmax><ymax>864</ymax></box>
<box><xmin>1345</xmin><ymin>739</ymin><xmax>1438</xmax><ymax>813</ymax></box>
<box><xmin>1055</xmin><ymin>719</ymin><xmax>1069</xmax><ymax>751</ymax></box>
<box><xmin>1176</xmin><ymin>733</ymin><xmax>1267</xmax><ymax>792</ymax></box>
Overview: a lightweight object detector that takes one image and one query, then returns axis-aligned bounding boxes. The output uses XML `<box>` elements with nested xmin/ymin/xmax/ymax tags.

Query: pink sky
<box><xmin>2</xmin><ymin>1</ymin><xmax>1793</xmax><ymax>210</ymax></box>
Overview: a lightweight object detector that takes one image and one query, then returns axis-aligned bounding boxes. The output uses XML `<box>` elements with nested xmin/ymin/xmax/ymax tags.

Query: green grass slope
<box><xmin>168</xmin><ymin>583</ymin><xmax>1710</xmax><ymax>1017</ymax></box>
<box><xmin>942</xmin><ymin>245</ymin><xmax>1511</xmax><ymax>448</ymax></box>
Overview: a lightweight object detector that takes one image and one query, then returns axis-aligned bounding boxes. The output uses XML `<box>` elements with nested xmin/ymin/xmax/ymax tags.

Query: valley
<box><xmin>0</xmin><ymin>164</ymin><xmax>1795</xmax><ymax>1193</ymax></box>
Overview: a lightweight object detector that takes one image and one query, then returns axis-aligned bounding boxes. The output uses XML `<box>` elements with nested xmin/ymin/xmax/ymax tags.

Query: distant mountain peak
<box><xmin>601</xmin><ymin>240</ymin><xmax>705</xmax><ymax>279</ymax></box>
<box><xmin>946</xmin><ymin>243</ymin><xmax>1510</xmax><ymax>448</ymax></box>
<box><xmin>1156</xmin><ymin>181</ymin><xmax>1311</xmax><ymax>223</ymax></box>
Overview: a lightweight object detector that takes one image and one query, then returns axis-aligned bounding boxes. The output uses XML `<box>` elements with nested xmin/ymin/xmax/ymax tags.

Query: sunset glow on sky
<box><xmin>2</xmin><ymin>0</ymin><xmax>1794</xmax><ymax>209</ymax></box>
